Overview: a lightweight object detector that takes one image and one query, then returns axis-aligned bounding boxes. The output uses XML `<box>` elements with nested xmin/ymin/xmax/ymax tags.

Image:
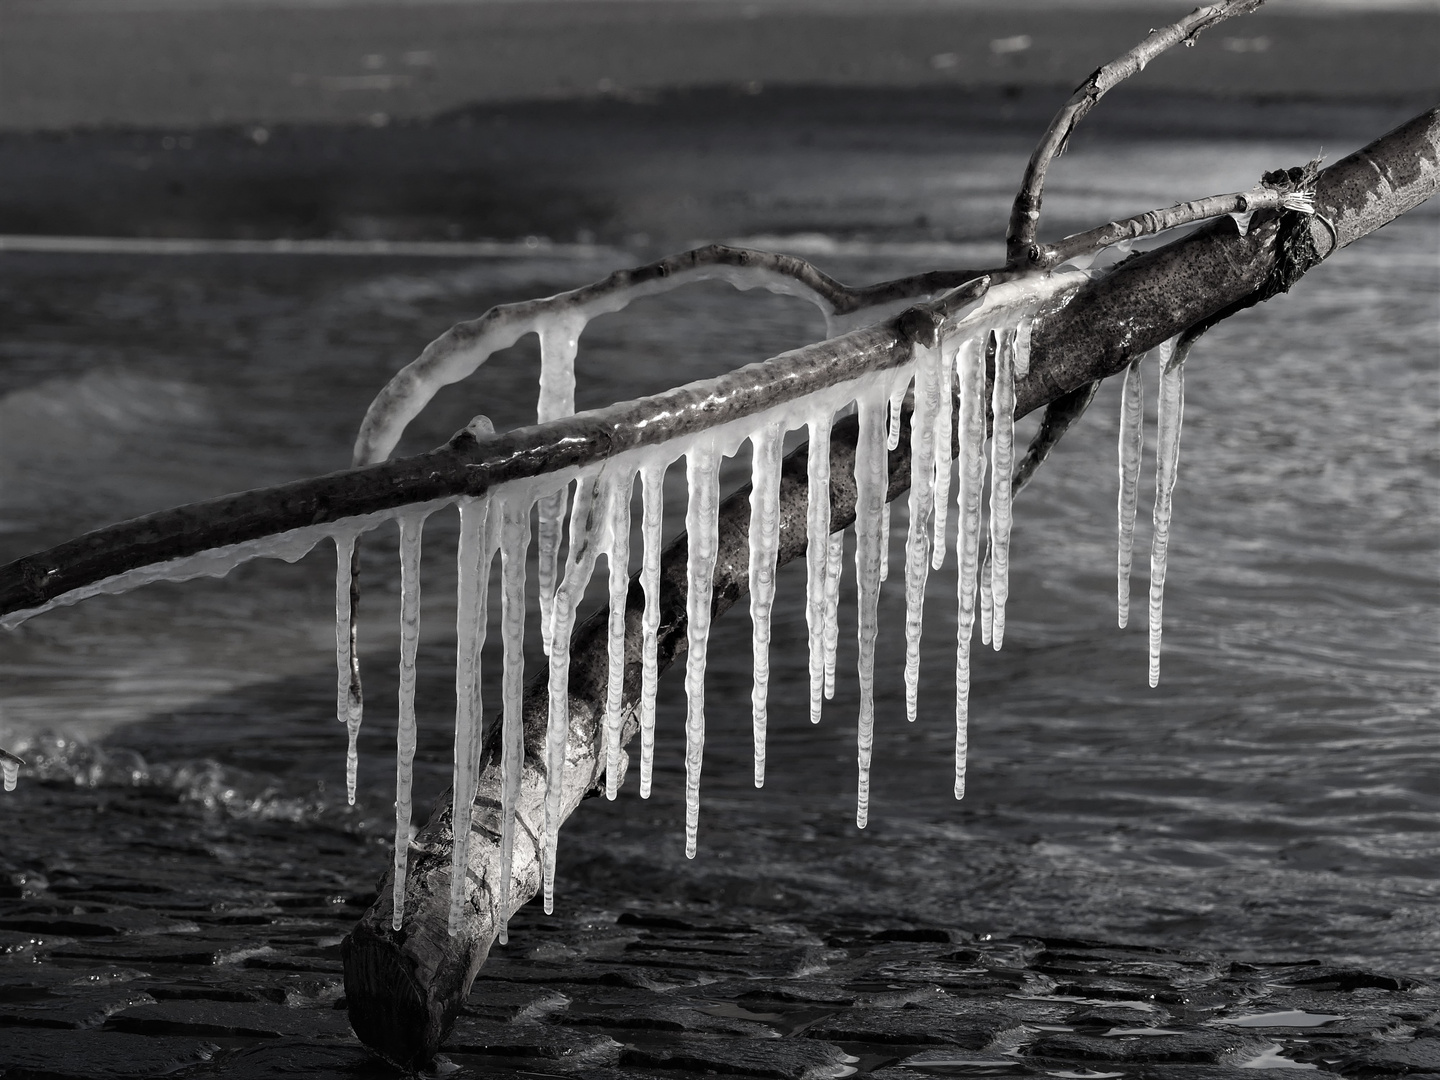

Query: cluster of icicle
<box><xmin>333</xmin><ymin>263</ymin><xmax>1111</xmax><ymax>941</ymax></box>
<box><xmin>0</xmin><ymin>255</ymin><xmax>1195</xmax><ymax>952</ymax></box>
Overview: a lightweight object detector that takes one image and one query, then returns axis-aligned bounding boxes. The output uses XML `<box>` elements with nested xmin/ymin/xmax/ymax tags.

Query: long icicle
<box><xmin>390</xmin><ymin>514</ymin><xmax>424</xmax><ymax>930</ymax></box>
<box><xmin>805</xmin><ymin>412</ymin><xmax>834</xmax><ymax>724</ymax></box>
<box><xmin>1149</xmin><ymin>337</ymin><xmax>1186</xmax><ymax>688</ymax></box>
<box><xmin>684</xmin><ymin>441</ymin><xmax>722</xmax><ymax>858</ymax></box>
<box><xmin>989</xmin><ymin>327</ymin><xmax>1017</xmax><ymax>651</ymax></box>
<box><xmin>878</xmin><ymin>499</ymin><xmax>891</xmax><ymax>584</ymax></box>
<box><xmin>535</xmin><ymin>484</ymin><xmax>569</xmax><ymax>656</ymax></box>
<box><xmin>853</xmin><ymin>383</ymin><xmax>888</xmax><ymax>829</ymax></box>
<box><xmin>334</xmin><ymin>533</ymin><xmax>365</xmax><ymax>805</ymax></box>
<box><xmin>903</xmin><ymin>347</ymin><xmax>941</xmax><ymax>723</ymax></box>
<box><xmin>448</xmin><ymin>499</ymin><xmax>492</xmax><ymax>934</ymax></box>
<box><xmin>496</xmin><ymin>497</ymin><xmax>530</xmax><ymax>945</ymax></box>
<box><xmin>535</xmin><ymin>315</ymin><xmax>583</xmax><ymax>655</ymax></box>
<box><xmin>822</xmin><ymin>528</ymin><xmax>844</xmax><ymax>701</ymax></box>
<box><xmin>603</xmin><ymin>471</ymin><xmax>634</xmax><ymax>801</ymax></box>
<box><xmin>543</xmin><ymin>474</ymin><xmax>607</xmax><ymax>913</ymax></box>
<box><xmin>638</xmin><ymin>464</ymin><xmax>665</xmax><ymax>799</ymax></box>
<box><xmin>1117</xmin><ymin>354</ymin><xmax>1146</xmax><ymax>628</ymax></box>
<box><xmin>954</xmin><ymin>332</ymin><xmax>988</xmax><ymax>800</ymax></box>
<box><xmin>931</xmin><ymin>340</ymin><xmax>956</xmax><ymax>569</ymax></box>
<box><xmin>748</xmin><ymin>423</ymin><xmax>784</xmax><ymax>789</ymax></box>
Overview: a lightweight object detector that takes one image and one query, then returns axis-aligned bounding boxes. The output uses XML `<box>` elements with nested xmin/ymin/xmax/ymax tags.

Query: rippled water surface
<box><xmin>1</xmin><ymin>103</ymin><xmax>1436</xmax><ymax>978</ymax></box>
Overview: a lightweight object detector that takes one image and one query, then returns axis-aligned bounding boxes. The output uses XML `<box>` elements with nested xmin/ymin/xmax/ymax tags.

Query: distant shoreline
<box><xmin>1</xmin><ymin>1</ymin><xmax>1435</xmax><ymax>132</ymax></box>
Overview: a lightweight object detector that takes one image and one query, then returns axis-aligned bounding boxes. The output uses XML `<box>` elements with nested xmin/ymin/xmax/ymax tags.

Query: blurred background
<box><xmin>0</xmin><ymin>0</ymin><xmax>1437</xmax><ymax>988</ymax></box>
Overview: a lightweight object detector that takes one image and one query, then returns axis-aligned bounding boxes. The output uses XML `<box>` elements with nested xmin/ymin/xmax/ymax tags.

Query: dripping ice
<box><xmin>0</xmin><ymin>252</ymin><xmax>1207</xmax><ymax>945</ymax></box>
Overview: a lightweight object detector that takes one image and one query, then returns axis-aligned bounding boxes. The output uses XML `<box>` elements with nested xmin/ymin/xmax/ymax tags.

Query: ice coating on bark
<box><xmin>496</xmin><ymin>498</ymin><xmax>531</xmax><ymax>944</ymax></box>
<box><xmin>931</xmin><ymin>340</ymin><xmax>956</xmax><ymax>570</ymax></box>
<box><xmin>748</xmin><ymin>424</ymin><xmax>784</xmax><ymax>789</ymax></box>
<box><xmin>903</xmin><ymin>344</ymin><xmax>941</xmax><ymax>722</ymax></box>
<box><xmin>603</xmin><ymin>471</ymin><xmax>634</xmax><ymax>801</ymax></box>
<box><xmin>988</xmin><ymin>327</ymin><xmax>1017</xmax><ymax>651</ymax></box>
<box><xmin>1149</xmin><ymin>338</ymin><xmax>1185</xmax><ymax>689</ymax></box>
<box><xmin>352</xmin><ymin>256</ymin><xmax>840</xmax><ymax>469</ymax></box>
<box><xmin>822</xmin><ymin>529</ymin><xmax>845</xmax><ymax>701</ymax></box>
<box><xmin>805</xmin><ymin>412</ymin><xmax>834</xmax><ymax>723</ymax></box>
<box><xmin>684</xmin><ymin>443</ymin><xmax>722</xmax><ymax>858</ymax></box>
<box><xmin>390</xmin><ymin>512</ymin><xmax>426</xmax><ymax>929</ymax></box>
<box><xmin>543</xmin><ymin>474</ymin><xmax>608</xmax><ymax>912</ymax></box>
<box><xmin>0</xmin><ymin>508</ymin><xmax>414</xmax><ymax>632</ymax></box>
<box><xmin>954</xmin><ymin>332</ymin><xmax>989</xmax><ymax>800</ymax></box>
<box><xmin>853</xmin><ymin>382</ymin><xmax>889</xmax><ymax>828</ymax></box>
<box><xmin>449</xmin><ymin>499</ymin><xmax>493</xmax><ymax>935</ymax></box>
<box><xmin>638</xmin><ymin>464</ymin><xmax>665</xmax><ymax>799</ymax></box>
<box><xmin>1117</xmin><ymin>354</ymin><xmax>1146</xmax><ymax>628</ymax></box>
<box><xmin>1013</xmin><ymin>319</ymin><xmax>1032</xmax><ymax>379</ymax></box>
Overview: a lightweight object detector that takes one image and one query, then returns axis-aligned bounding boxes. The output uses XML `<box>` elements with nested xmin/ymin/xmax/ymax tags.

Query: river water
<box><xmin>0</xmin><ymin>92</ymin><xmax>1436</xmax><ymax>984</ymax></box>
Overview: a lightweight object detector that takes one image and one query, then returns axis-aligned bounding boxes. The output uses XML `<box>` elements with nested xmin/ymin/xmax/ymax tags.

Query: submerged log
<box><xmin>340</xmin><ymin>107</ymin><xmax>1440</xmax><ymax>1068</ymax></box>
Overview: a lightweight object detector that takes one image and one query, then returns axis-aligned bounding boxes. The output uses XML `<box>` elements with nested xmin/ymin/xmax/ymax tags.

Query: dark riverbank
<box><xmin>3</xmin><ymin>770</ymin><xmax>1438</xmax><ymax>1079</ymax></box>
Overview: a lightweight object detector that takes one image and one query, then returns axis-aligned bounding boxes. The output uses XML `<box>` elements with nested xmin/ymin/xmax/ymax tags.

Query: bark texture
<box><xmin>341</xmin><ymin>108</ymin><xmax>1438</xmax><ymax>1067</ymax></box>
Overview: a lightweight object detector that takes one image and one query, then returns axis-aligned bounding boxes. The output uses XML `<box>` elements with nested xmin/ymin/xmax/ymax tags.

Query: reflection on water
<box><xmin>0</xmin><ymin>117</ymin><xmax>1435</xmax><ymax>978</ymax></box>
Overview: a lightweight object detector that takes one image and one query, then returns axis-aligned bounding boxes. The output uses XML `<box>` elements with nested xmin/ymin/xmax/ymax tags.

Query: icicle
<box><xmin>334</xmin><ymin>534</ymin><xmax>364</xmax><ymax>806</ymax></box>
<box><xmin>1117</xmin><ymin>354</ymin><xmax>1145</xmax><ymax>628</ymax></box>
<box><xmin>1149</xmin><ymin>338</ymin><xmax>1186</xmax><ymax>689</ymax></box>
<box><xmin>542</xmin><ymin>474</ymin><xmax>608</xmax><ymax>912</ymax></box>
<box><xmin>954</xmin><ymin>332</ymin><xmax>988</xmax><ymax>800</ymax></box>
<box><xmin>853</xmin><ymin>385</ymin><xmax>888</xmax><ymax>829</ymax></box>
<box><xmin>1013</xmin><ymin>319</ymin><xmax>1032</xmax><ymax>379</ymax></box>
<box><xmin>603</xmin><ymin>472</ymin><xmax>634</xmax><ymax>801</ymax></box>
<box><xmin>805</xmin><ymin>412</ymin><xmax>834</xmax><ymax>724</ymax></box>
<box><xmin>748</xmin><ymin>424</ymin><xmax>784</xmax><ymax>789</ymax></box>
<box><xmin>496</xmin><ymin>498</ymin><xmax>530</xmax><ymax>944</ymax></box>
<box><xmin>979</xmin><ymin>537</ymin><xmax>993</xmax><ymax>647</ymax></box>
<box><xmin>886</xmin><ymin>386</ymin><xmax>905</xmax><ymax>452</ymax></box>
<box><xmin>822</xmin><ymin>529</ymin><xmax>844</xmax><ymax>700</ymax></box>
<box><xmin>683</xmin><ymin>442</ymin><xmax>722</xmax><ymax>859</ymax></box>
<box><xmin>638</xmin><ymin>464</ymin><xmax>665</xmax><ymax>799</ymax></box>
<box><xmin>931</xmin><ymin>340</ymin><xmax>956</xmax><ymax>569</ymax></box>
<box><xmin>536</xmin><ymin>314</ymin><xmax>584</xmax><ymax>656</ymax></box>
<box><xmin>1229</xmin><ymin>210</ymin><xmax>1255</xmax><ymax>236</ymax></box>
<box><xmin>878</xmin><ymin>498</ymin><xmax>891</xmax><ymax>584</ymax></box>
<box><xmin>390</xmin><ymin>512</ymin><xmax>426</xmax><ymax>929</ymax></box>
<box><xmin>1</xmin><ymin>757</ymin><xmax>18</xmax><ymax>792</ymax></box>
<box><xmin>903</xmin><ymin>342</ymin><xmax>942</xmax><ymax>722</ymax></box>
<box><xmin>988</xmin><ymin>327</ymin><xmax>1017</xmax><ymax>651</ymax></box>
<box><xmin>535</xmin><ymin>485</ymin><xmax>568</xmax><ymax>656</ymax></box>
<box><xmin>449</xmin><ymin>499</ymin><xmax>493</xmax><ymax>935</ymax></box>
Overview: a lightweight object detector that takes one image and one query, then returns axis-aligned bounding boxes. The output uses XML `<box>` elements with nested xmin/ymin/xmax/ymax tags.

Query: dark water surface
<box><xmin>1</xmin><ymin>91</ymin><xmax>1436</xmax><ymax>1037</ymax></box>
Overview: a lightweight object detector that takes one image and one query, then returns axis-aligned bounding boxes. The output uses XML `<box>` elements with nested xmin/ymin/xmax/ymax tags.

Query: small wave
<box><xmin>0</xmin><ymin>732</ymin><xmax>368</xmax><ymax>829</ymax></box>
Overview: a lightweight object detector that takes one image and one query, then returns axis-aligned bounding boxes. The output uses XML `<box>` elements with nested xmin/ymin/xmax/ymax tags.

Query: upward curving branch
<box><xmin>1005</xmin><ymin>0</ymin><xmax>1266</xmax><ymax>268</ymax></box>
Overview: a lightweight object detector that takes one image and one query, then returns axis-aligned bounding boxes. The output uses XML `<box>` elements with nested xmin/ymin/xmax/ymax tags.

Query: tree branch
<box><xmin>1005</xmin><ymin>0</ymin><xmax>1266</xmax><ymax>269</ymax></box>
<box><xmin>339</xmin><ymin>108</ymin><xmax>1438</xmax><ymax>1068</ymax></box>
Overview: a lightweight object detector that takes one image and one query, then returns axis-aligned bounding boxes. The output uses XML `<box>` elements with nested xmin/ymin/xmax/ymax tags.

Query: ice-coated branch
<box><xmin>3</xmin><ymin>104</ymin><xmax>1436</xmax><ymax>627</ymax></box>
<box><xmin>1040</xmin><ymin>184</ymin><xmax>1313</xmax><ymax>271</ymax></box>
<box><xmin>1005</xmin><ymin>0</ymin><xmax>1266</xmax><ymax>268</ymax></box>
<box><xmin>340</xmin><ymin>106</ymin><xmax>1437</xmax><ymax>1068</ymax></box>
<box><xmin>353</xmin><ymin>243</ymin><xmax>988</xmax><ymax>466</ymax></box>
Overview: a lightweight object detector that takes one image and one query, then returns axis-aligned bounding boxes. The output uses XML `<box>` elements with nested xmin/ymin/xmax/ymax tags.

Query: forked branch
<box><xmin>1006</xmin><ymin>0</ymin><xmax>1266</xmax><ymax>268</ymax></box>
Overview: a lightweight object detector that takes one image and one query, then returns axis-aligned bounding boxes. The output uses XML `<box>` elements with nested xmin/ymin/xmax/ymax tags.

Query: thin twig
<box><xmin>1041</xmin><ymin>185</ymin><xmax>1312</xmax><ymax>270</ymax></box>
<box><xmin>1005</xmin><ymin>0</ymin><xmax>1266</xmax><ymax>269</ymax></box>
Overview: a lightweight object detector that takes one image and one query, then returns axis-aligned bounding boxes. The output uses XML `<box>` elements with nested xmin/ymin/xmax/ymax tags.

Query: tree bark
<box><xmin>341</xmin><ymin>108</ymin><xmax>1438</xmax><ymax>1068</ymax></box>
